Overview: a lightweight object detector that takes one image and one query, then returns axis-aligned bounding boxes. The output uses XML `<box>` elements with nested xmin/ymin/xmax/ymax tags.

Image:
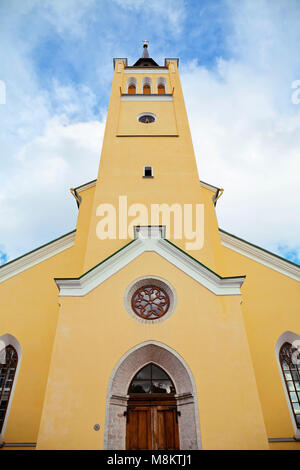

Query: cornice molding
<box><xmin>74</xmin><ymin>179</ymin><xmax>220</xmax><ymax>197</ymax></box>
<box><xmin>124</xmin><ymin>68</ymin><xmax>169</xmax><ymax>74</ymax></box>
<box><xmin>75</xmin><ymin>179</ymin><xmax>97</xmax><ymax>193</ymax></box>
<box><xmin>0</xmin><ymin>231</ymin><xmax>76</xmax><ymax>283</ymax></box>
<box><xmin>113</xmin><ymin>58</ymin><xmax>128</xmax><ymax>69</ymax></box>
<box><xmin>199</xmin><ymin>180</ymin><xmax>219</xmax><ymax>193</ymax></box>
<box><xmin>55</xmin><ymin>226</ymin><xmax>245</xmax><ymax>297</ymax></box>
<box><xmin>165</xmin><ymin>58</ymin><xmax>179</xmax><ymax>67</ymax></box>
<box><xmin>220</xmin><ymin>229</ymin><xmax>300</xmax><ymax>282</ymax></box>
<box><xmin>121</xmin><ymin>94</ymin><xmax>173</xmax><ymax>102</ymax></box>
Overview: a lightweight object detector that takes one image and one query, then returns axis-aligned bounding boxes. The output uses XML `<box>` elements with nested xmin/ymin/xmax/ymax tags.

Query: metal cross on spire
<box><xmin>142</xmin><ymin>40</ymin><xmax>150</xmax><ymax>58</ymax></box>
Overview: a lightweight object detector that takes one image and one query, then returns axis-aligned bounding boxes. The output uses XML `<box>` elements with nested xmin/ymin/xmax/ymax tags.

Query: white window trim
<box><xmin>143</xmin><ymin>166</ymin><xmax>153</xmax><ymax>177</ymax></box>
<box><xmin>137</xmin><ymin>112</ymin><xmax>157</xmax><ymax>123</ymax></box>
<box><xmin>275</xmin><ymin>331</ymin><xmax>300</xmax><ymax>439</ymax></box>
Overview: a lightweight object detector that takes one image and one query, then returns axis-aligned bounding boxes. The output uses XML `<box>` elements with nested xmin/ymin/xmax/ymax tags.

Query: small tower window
<box><xmin>138</xmin><ymin>112</ymin><xmax>156</xmax><ymax>124</ymax></box>
<box><xmin>143</xmin><ymin>166</ymin><xmax>153</xmax><ymax>178</ymax></box>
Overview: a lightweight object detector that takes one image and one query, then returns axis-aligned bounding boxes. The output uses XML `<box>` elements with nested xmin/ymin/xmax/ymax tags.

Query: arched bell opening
<box><xmin>142</xmin><ymin>77</ymin><xmax>152</xmax><ymax>95</ymax></box>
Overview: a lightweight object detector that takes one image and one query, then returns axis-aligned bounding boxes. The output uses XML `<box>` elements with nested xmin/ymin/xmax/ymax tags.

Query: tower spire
<box><xmin>133</xmin><ymin>41</ymin><xmax>158</xmax><ymax>67</ymax></box>
<box><xmin>142</xmin><ymin>40</ymin><xmax>149</xmax><ymax>58</ymax></box>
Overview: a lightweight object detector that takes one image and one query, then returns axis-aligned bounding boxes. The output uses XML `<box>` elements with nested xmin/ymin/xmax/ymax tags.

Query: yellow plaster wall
<box><xmin>0</xmin><ymin>246</ymin><xmax>78</xmax><ymax>443</ymax></box>
<box><xmin>36</xmin><ymin>252</ymin><xmax>268</xmax><ymax>450</ymax></box>
<box><xmin>0</xmin><ymin>187</ymin><xmax>95</xmax><ymax>444</ymax></box>
<box><xmin>222</xmin><ymin>245</ymin><xmax>300</xmax><ymax>443</ymax></box>
<box><xmin>117</xmin><ymin>101</ymin><xmax>178</xmax><ymax>136</ymax></box>
<box><xmin>72</xmin><ymin>185</ymin><xmax>96</xmax><ymax>275</ymax></box>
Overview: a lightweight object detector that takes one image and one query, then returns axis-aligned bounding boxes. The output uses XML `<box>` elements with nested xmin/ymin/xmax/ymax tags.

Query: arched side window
<box><xmin>127</xmin><ymin>77</ymin><xmax>137</xmax><ymax>94</ymax></box>
<box><xmin>142</xmin><ymin>77</ymin><xmax>152</xmax><ymax>95</ymax></box>
<box><xmin>157</xmin><ymin>77</ymin><xmax>167</xmax><ymax>94</ymax></box>
<box><xmin>0</xmin><ymin>345</ymin><xmax>18</xmax><ymax>433</ymax></box>
<box><xmin>128</xmin><ymin>363</ymin><xmax>176</xmax><ymax>394</ymax></box>
<box><xmin>279</xmin><ymin>342</ymin><xmax>300</xmax><ymax>429</ymax></box>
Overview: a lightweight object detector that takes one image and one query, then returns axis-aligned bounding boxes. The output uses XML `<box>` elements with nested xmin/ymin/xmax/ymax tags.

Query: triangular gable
<box><xmin>55</xmin><ymin>226</ymin><xmax>245</xmax><ymax>297</ymax></box>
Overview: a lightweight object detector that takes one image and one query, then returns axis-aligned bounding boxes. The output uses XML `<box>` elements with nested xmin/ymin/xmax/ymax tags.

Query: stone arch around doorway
<box><xmin>104</xmin><ymin>341</ymin><xmax>201</xmax><ymax>450</ymax></box>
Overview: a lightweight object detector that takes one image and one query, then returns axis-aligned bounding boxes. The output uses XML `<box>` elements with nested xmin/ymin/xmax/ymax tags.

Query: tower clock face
<box><xmin>138</xmin><ymin>114</ymin><xmax>155</xmax><ymax>123</ymax></box>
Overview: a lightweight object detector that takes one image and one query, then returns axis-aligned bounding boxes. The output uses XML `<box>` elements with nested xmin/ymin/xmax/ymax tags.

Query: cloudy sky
<box><xmin>0</xmin><ymin>0</ymin><xmax>300</xmax><ymax>265</ymax></box>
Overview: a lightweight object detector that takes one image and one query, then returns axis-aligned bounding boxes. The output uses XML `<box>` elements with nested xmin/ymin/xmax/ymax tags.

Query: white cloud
<box><xmin>112</xmin><ymin>0</ymin><xmax>186</xmax><ymax>36</ymax></box>
<box><xmin>0</xmin><ymin>116</ymin><xmax>105</xmax><ymax>261</ymax></box>
<box><xmin>181</xmin><ymin>0</ymin><xmax>300</xmax><ymax>261</ymax></box>
<box><xmin>1</xmin><ymin>0</ymin><xmax>299</xmax><ymax>267</ymax></box>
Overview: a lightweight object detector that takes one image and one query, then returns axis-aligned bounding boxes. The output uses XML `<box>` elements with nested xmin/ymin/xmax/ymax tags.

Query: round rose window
<box><xmin>131</xmin><ymin>285</ymin><xmax>170</xmax><ymax>320</ymax></box>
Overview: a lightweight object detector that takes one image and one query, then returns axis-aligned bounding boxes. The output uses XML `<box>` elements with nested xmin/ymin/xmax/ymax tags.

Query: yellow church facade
<box><xmin>0</xmin><ymin>44</ymin><xmax>299</xmax><ymax>450</ymax></box>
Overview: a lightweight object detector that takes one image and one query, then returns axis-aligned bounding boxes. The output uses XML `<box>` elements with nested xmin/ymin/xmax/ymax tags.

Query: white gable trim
<box><xmin>220</xmin><ymin>230</ymin><xmax>300</xmax><ymax>282</ymax></box>
<box><xmin>55</xmin><ymin>226</ymin><xmax>245</xmax><ymax>297</ymax></box>
<box><xmin>0</xmin><ymin>231</ymin><xmax>76</xmax><ymax>283</ymax></box>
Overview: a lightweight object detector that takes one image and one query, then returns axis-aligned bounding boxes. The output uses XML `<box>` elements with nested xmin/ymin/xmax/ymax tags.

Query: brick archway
<box><xmin>104</xmin><ymin>341</ymin><xmax>201</xmax><ymax>449</ymax></box>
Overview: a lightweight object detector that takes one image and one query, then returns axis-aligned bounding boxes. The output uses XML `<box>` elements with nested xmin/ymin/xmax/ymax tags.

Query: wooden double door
<box><xmin>126</xmin><ymin>397</ymin><xmax>180</xmax><ymax>450</ymax></box>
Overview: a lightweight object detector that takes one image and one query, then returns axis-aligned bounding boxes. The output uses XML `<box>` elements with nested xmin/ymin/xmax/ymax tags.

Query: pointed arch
<box><xmin>275</xmin><ymin>331</ymin><xmax>300</xmax><ymax>438</ymax></box>
<box><xmin>128</xmin><ymin>362</ymin><xmax>176</xmax><ymax>394</ymax></box>
<box><xmin>0</xmin><ymin>334</ymin><xmax>22</xmax><ymax>438</ymax></box>
<box><xmin>104</xmin><ymin>341</ymin><xmax>201</xmax><ymax>449</ymax></box>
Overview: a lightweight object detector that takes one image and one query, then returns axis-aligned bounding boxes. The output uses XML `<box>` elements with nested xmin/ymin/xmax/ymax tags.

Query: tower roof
<box><xmin>133</xmin><ymin>41</ymin><xmax>159</xmax><ymax>67</ymax></box>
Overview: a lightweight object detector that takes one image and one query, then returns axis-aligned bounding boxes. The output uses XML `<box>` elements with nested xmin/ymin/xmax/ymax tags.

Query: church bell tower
<box><xmin>81</xmin><ymin>42</ymin><xmax>224</xmax><ymax>275</ymax></box>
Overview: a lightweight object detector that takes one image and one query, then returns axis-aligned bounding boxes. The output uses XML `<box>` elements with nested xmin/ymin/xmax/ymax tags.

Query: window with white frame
<box><xmin>0</xmin><ymin>345</ymin><xmax>18</xmax><ymax>433</ymax></box>
<box><xmin>279</xmin><ymin>342</ymin><xmax>300</xmax><ymax>428</ymax></box>
<box><xmin>143</xmin><ymin>166</ymin><xmax>153</xmax><ymax>177</ymax></box>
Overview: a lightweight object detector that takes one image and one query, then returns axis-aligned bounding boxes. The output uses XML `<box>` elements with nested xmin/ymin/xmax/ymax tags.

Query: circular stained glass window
<box><xmin>138</xmin><ymin>114</ymin><xmax>155</xmax><ymax>123</ymax></box>
<box><xmin>131</xmin><ymin>285</ymin><xmax>170</xmax><ymax>320</ymax></box>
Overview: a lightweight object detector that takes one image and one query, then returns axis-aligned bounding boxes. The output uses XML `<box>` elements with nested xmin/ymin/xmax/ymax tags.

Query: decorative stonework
<box><xmin>124</xmin><ymin>276</ymin><xmax>177</xmax><ymax>324</ymax></box>
<box><xmin>104</xmin><ymin>341</ymin><xmax>201</xmax><ymax>450</ymax></box>
<box><xmin>131</xmin><ymin>285</ymin><xmax>170</xmax><ymax>320</ymax></box>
